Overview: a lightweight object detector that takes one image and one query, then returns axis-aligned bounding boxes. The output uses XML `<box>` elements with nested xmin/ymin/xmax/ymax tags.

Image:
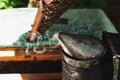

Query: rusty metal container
<box><xmin>59</xmin><ymin>33</ymin><xmax>106</xmax><ymax>80</ymax></box>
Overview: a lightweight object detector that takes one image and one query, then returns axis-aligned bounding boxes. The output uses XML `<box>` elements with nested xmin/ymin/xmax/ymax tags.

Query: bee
<box><xmin>28</xmin><ymin>0</ymin><xmax>74</xmax><ymax>42</ymax></box>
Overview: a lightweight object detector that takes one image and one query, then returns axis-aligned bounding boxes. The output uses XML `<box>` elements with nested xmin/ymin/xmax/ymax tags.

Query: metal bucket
<box><xmin>59</xmin><ymin>33</ymin><xmax>106</xmax><ymax>80</ymax></box>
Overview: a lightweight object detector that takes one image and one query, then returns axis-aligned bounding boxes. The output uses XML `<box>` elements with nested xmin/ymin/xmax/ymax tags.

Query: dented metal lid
<box><xmin>56</xmin><ymin>32</ymin><xmax>105</xmax><ymax>60</ymax></box>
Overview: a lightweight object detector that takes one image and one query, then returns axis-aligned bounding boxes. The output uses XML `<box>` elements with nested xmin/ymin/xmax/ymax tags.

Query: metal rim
<box><xmin>61</xmin><ymin>40</ymin><xmax>106</xmax><ymax>62</ymax></box>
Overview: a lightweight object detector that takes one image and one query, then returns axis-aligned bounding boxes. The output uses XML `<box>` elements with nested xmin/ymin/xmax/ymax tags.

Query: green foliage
<box><xmin>0</xmin><ymin>0</ymin><xmax>29</xmax><ymax>9</ymax></box>
<box><xmin>0</xmin><ymin>0</ymin><xmax>105</xmax><ymax>10</ymax></box>
<box><xmin>0</xmin><ymin>0</ymin><xmax>12</xmax><ymax>9</ymax></box>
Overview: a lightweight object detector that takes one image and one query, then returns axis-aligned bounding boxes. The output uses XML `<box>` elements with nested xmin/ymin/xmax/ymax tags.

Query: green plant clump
<box><xmin>0</xmin><ymin>0</ymin><xmax>29</xmax><ymax>9</ymax></box>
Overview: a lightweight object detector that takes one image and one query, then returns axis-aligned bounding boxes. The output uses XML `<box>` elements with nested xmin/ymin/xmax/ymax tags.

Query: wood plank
<box><xmin>106</xmin><ymin>0</ymin><xmax>120</xmax><ymax>32</ymax></box>
<box><xmin>0</xmin><ymin>46</ymin><xmax>62</xmax><ymax>73</ymax></box>
<box><xmin>0</xmin><ymin>46</ymin><xmax>61</xmax><ymax>62</ymax></box>
<box><xmin>0</xmin><ymin>73</ymin><xmax>62</xmax><ymax>80</ymax></box>
<box><xmin>21</xmin><ymin>73</ymin><xmax>62</xmax><ymax>80</ymax></box>
<box><xmin>0</xmin><ymin>60</ymin><xmax>62</xmax><ymax>73</ymax></box>
<box><xmin>27</xmin><ymin>7</ymin><xmax>43</xmax><ymax>42</ymax></box>
<box><xmin>106</xmin><ymin>0</ymin><xmax>120</xmax><ymax>6</ymax></box>
<box><xmin>108</xmin><ymin>17</ymin><xmax>120</xmax><ymax>32</ymax></box>
<box><xmin>107</xmin><ymin>6</ymin><xmax>120</xmax><ymax>16</ymax></box>
<box><xmin>106</xmin><ymin>0</ymin><xmax>120</xmax><ymax>17</ymax></box>
<box><xmin>28</xmin><ymin>0</ymin><xmax>53</xmax><ymax>41</ymax></box>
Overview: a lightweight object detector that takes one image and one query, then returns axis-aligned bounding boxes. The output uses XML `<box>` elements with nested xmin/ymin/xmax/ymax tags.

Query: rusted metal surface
<box><xmin>62</xmin><ymin>49</ymin><xmax>102</xmax><ymax>80</ymax></box>
<box><xmin>55</xmin><ymin>32</ymin><xmax>105</xmax><ymax>80</ymax></box>
<box><xmin>62</xmin><ymin>58</ymin><xmax>101</xmax><ymax>80</ymax></box>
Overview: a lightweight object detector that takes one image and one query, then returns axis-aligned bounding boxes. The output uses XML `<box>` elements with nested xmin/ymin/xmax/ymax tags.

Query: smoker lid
<box><xmin>58</xmin><ymin>32</ymin><xmax>105</xmax><ymax>60</ymax></box>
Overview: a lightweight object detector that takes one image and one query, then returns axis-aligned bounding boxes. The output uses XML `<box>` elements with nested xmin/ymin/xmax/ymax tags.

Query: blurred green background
<box><xmin>0</xmin><ymin>0</ymin><xmax>29</xmax><ymax>9</ymax></box>
<box><xmin>0</xmin><ymin>0</ymin><xmax>105</xmax><ymax>10</ymax></box>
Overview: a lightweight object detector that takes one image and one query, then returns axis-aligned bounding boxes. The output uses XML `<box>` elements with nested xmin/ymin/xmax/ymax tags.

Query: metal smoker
<box><xmin>56</xmin><ymin>32</ymin><xmax>106</xmax><ymax>80</ymax></box>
